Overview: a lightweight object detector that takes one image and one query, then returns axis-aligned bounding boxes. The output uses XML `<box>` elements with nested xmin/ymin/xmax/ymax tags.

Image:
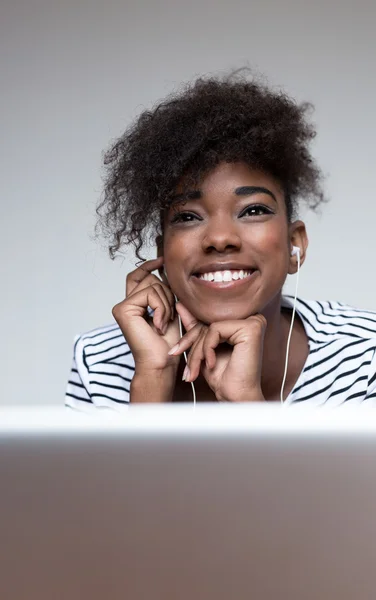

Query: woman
<box><xmin>65</xmin><ymin>70</ymin><xmax>376</xmax><ymax>409</ymax></box>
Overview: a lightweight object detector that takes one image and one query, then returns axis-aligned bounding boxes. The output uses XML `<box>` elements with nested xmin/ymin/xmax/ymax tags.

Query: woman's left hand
<box><xmin>168</xmin><ymin>304</ymin><xmax>267</xmax><ymax>402</ymax></box>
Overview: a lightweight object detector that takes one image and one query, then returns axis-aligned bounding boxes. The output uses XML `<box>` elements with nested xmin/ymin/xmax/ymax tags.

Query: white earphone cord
<box><xmin>280</xmin><ymin>248</ymin><xmax>300</xmax><ymax>404</ymax></box>
<box><xmin>174</xmin><ymin>247</ymin><xmax>299</xmax><ymax>407</ymax></box>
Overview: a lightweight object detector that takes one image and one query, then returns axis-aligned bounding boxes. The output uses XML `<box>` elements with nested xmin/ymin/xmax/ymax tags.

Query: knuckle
<box><xmin>186</xmin><ymin>324</ymin><xmax>202</xmax><ymax>340</ymax></box>
<box><xmin>197</xmin><ymin>323</ymin><xmax>208</xmax><ymax>335</ymax></box>
<box><xmin>249</xmin><ymin>315</ymin><xmax>267</xmax><ymax>331</ymax></box>
<box><xmin>164</xmin><ymin>288</ymin><xmax>174</xmax><ymax>302</ymax></box>
<box><xmin>148</xmin><ymin>274</ymin><xmax>160</xmax><ymax>284</ymax></box>
<box><xmin>112</xmin><ymin>302</ymin><xmax>123</xmax><ymax>319</ymax></box>
<box><xmin>208</xmin><ymin>323</ymin><xmax>219</xmax><ymax>335</ymax></box>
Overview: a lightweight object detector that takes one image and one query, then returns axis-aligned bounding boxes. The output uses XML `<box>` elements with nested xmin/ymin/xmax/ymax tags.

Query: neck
<box><xmin>260</xmin><ymin>293</ymin><xmax>306</xmax><ymax>400</ymax></box>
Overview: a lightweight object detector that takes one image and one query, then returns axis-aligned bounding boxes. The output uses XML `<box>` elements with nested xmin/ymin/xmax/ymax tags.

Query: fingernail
<box><xmin>168</xmin><ymin>343</ymin><xmax>180</xmax><ymax>355</ymax></box>
<box><xmin>182</xmin><ymin>366</ymin><xmax>190</xmax><ymax>382</ymax></box>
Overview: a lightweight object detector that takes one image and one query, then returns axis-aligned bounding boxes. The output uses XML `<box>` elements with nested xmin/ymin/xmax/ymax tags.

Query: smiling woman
<box><xmin>65</xmin><ymin>69</ymin><xmax>376</xmax><ymax>410</ymax></box>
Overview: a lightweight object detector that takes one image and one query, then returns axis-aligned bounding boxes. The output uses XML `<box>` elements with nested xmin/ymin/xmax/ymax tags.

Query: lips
<box><xmin>192</xmin><ymin>269</ymin><xmax>257</xmax><ymax>290</ymax></box>
<box><xmin>194</xmin><ymin>269</ymin><xmax>254</xmax><ymax>282</ymax></box>
<box><xmin>192</xmin><ymin>262</ymin><xmax>256</xmax><ymax>276</ymax></box>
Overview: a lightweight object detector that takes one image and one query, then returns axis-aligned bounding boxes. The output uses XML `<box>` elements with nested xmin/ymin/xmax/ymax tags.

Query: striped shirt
<box><xmin>65</xmin><ymin>296</ymin><xmax>376</xmax><ymax>411</ymax></box>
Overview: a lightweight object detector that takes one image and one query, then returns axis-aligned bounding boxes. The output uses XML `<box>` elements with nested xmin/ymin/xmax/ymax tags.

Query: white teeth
<box><xmin>198</xmin><ymin>269</ymin><xmax>252</xmax><ymax>282</ymax></box>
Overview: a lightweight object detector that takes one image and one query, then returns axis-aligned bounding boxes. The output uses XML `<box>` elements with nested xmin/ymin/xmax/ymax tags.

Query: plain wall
<box><xmin>1</xmin><ymin>0</ymin><xmax>375</xmax><ymax>405</ymax></box>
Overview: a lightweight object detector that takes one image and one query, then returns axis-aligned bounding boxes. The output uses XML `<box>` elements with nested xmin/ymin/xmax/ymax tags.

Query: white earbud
<box><xmin>291</xmin><ymin>246</ymin><xmax>300</xmax><ymax>257</ymax></box>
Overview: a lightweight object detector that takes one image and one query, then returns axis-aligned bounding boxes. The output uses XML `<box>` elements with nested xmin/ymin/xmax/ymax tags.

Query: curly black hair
<box><xmin>96</xmin><ymin>68</ymin><xmax>325</xmax><ymax>260</ymax></box>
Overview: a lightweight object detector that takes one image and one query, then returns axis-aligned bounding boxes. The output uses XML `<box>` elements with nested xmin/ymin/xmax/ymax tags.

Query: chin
<box><xmin>191</xmin><ymin>304</ymin><xmax>258</xmax><ymax>324</ymax></box>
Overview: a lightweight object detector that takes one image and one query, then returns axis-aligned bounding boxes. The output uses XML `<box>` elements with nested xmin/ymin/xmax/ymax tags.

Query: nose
<box><xmin>201</xmin><ymin>215</ymin><xmax>242</xmax><ymax>253</ymax></box>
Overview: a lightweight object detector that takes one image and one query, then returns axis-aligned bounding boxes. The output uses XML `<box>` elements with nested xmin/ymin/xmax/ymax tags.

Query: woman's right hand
<box><xmin>112</xmin><ymin>256</ymin><xmax>193</xmax><ymax>375</ymax></box>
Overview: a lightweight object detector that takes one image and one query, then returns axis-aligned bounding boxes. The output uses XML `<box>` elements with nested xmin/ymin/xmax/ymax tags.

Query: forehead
<box><xmin>168</xmin><ymin>161</ymin><xmax>284</xmax><ymax>208</ymax></box>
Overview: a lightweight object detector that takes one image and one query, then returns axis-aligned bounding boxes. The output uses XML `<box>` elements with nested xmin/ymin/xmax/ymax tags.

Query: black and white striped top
<box><xmin>65</xmin><ymin>296</ymin><xmax>376</xmax><ymax>411</ymax></box>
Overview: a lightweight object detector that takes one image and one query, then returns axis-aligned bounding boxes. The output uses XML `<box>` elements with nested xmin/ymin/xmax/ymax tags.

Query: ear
<box><xmin>288</xmin><ymin>220</ymin><xmax>308</xmax><ymax>275</ymax></box>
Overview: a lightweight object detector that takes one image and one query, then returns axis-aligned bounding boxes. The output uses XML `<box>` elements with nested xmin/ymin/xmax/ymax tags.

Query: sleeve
<box><xmin>363</xmin><ymin>348</ymin><xmax>376</xmax><ymax>405</ymax></box>
<box><xmin>65</xmin><ymin>336</ymin><xmax>97</xmax><ymax>413</ymax></box>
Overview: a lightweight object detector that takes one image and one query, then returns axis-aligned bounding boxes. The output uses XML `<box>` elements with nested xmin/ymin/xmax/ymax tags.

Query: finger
<box><xmin>112</xmin><ymin>286</ymin><xmax>171</xmax><ymax>348</ymax></box>
<box><xmin>158</xmin><ymin>283</ymin><xmax>176</xmax><ymax>323</ymax></box>
<box><xmin>185</xmin><ymin>327</ymin><xmax>207</xmax><ymax>382</ymax></box>
<box><xmin>126</xmin><ymin>256</ymin><xmax>164</xmax><ymax>297</ymax></box>
<box><xmin>175</xmin><ymin>302</ymin><xmax>200</xmax><ymax>333</ymax></box>
<box><xmin>246</xmin><ymin>314</ymin><xmax>268</xmax><ymax>332</ymax></box>
<box><xmin>202</xmin><ymin>328</ymin><xmax>222</xmax><ymax>370</ymax></box>
<box><xmin>149</xmin><ymin>283</ymin><xmax>172</xmax><ymax>333</ymax></box>
<box><xmin>126</xmin><ymin>283</ymin><xmax>168</xmax><ymax>335</ymax></box>
<box><xmin>127</xmin><ymin>272</ymin><xmax>167</xmax><ymax>298</ymax></box>
<box><xmin>153</xmin><ymin>283</ymin><xmax>178</xmax><ymax>332</ymax></box>
<box><xmin>167</xmin><ymin>321</ymin><xmax>206</xmax><ymax>356</ymax></box>
<box><xmin>202</xmin><ymin>318</ymin><xmax>267</xmax><ymax>368</ymax></box>
<box><xmin>129</xmin><ymin>275</ymin><xmax>176</xmax><ymax>329</ymax></box>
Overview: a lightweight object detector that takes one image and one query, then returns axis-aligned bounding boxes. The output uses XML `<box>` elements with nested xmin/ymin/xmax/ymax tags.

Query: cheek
<box><xmin>268</xmin><ymin>232</ymin><xmax>288</xmax><ymax>254</ymax></box>
<box><xmin>164</xmin><ymin>229</ymin><xmax>196</xmax><ymax>266</ymax></box>
<box><xmin>257</xmin><ymin>224</ymin><xmax>290</xmax><ymax>271</ymax></box>
<box><xmin>163</xmin><ymin>236</ymin><xmax>190</xmax><ymax>291</ymax></box>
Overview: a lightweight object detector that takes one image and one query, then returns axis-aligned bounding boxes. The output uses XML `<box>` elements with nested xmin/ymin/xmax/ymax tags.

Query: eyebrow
<box><xmin>235</xmin><ymin>186</ymin><xmax>277</xmax><ymax>203</ymax></box>
<box><xmin>168</xmin><ymin>185</ymin><xmax>277</xmax><ymax>206</ymax></box>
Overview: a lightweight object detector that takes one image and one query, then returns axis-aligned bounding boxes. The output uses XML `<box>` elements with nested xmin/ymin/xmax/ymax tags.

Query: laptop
<box><xmin>1</xmin><ymin>404</ymin><xmax>375</xmax><ymax>600</ymax></box>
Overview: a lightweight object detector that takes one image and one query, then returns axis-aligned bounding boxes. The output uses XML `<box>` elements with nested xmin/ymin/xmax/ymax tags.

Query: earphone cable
<box><xmin>280</xmin><ymin>250</ymin><xmax>300</xmax><ymax>404</ymax></box>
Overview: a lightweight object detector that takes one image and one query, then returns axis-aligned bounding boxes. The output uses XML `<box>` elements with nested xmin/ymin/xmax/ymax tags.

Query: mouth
<box><xmin>191</xmin><ymin>269</ymin><xmax>257</xmax><ymax>290</ymax></box>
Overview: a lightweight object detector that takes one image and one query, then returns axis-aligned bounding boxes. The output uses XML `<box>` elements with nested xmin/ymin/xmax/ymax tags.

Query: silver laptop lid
<box><xmin>1</xmin><ymin>405</ymin><xmax>375</xmax><ymax>600</ymax></box>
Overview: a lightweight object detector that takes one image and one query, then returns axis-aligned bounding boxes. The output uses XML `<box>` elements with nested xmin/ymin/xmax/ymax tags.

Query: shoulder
<box><xmin>74</xmin><ymin>321</ymin><xmax>135</xmax><ymax>372</ymax></box>
<box><xmin>75</xmin><ymin>322</ymin><xmax>130</xmax><ymax>355</ymax></box>
<box><xmin>284</xmin><ymin>297</ymin><xmax>376</xmax><ymax>406</ymax></box>
<box><xmin>283</xmin><ymin>296</ymin><xmax>376</xmax><ymax>344</ymax></box>
<box><xmin>67</xmin><ymin>323</ymin><xmax>135</xmax><ymax>410</ymax></box>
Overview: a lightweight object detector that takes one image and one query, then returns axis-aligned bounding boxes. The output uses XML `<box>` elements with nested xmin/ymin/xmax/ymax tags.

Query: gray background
<box><xmin>1</xmin><ymin>0</ymin><xmax>375</xmax><ymax>406</ymax></box>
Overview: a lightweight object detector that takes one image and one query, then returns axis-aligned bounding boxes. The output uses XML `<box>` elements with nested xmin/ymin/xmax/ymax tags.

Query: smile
<box><xmin>192</xmin><ymin>269</ymin><xmax>257</xmax><ymax>289</ymax></box>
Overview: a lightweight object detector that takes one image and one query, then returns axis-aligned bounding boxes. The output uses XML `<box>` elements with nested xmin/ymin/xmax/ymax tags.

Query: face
<box><xmin>161</xmin><ymin>161</ymin><xmax>307</xmax><ymax>324</ymax></box>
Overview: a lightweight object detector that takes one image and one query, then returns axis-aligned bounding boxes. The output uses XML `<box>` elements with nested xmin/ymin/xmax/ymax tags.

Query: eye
<box><xmin>169</xmin><ymin>204</ymin><xmax>274</xmax><ymax>224</ymax></box>
<box><xmin>240</xmin><ymin>204</ymin><xmax>273</xmax><ymax>218</ymax></box>
<box><xmin>169</xmin><ymin>211</ymin><xmax>200</xmax><ymax>224</ymax></box>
